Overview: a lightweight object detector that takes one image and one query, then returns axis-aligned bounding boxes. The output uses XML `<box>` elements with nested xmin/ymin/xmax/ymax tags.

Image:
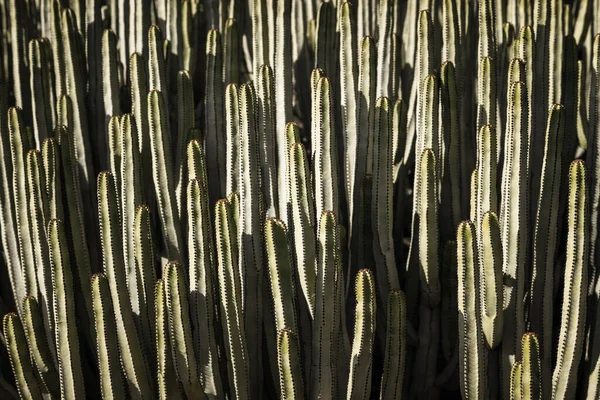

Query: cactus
<box><xmin>530</xmin><ymin>104</ymin><xmax>564</xmax><ymax>392</ymax></box>
<box><xmin>223</xmin><ymin>19</ymin><xmax>240</xmax><ymax>86</ymax></box>
<box><xmin>61</xmin><ymin>8</ymin><xmax>92</xmax><ymax>195</ymax></box>
<box><xmin>48</xmin><ymin>219</ymin><xmax>86</xmax><ymax>399</ymax></box>
<box><xmin>25</xmin><ymin>150</ymin><xmax>53</xmax><ymax>348</ymax></box>
<box><xmin>134</xmin><ymin>204</ymin><xmax>157</xmax><ymax>358</ymax></box>
<box><xmin>413</xmin><ymin>149</ymin><xmax>440</xmax><ymax>398</ymax></box>
<box><xmin>175</xmin><ymin>70</ymin><xmax>195</xmax><ymax>219</ymax></box>
<box><xmin>165</xmin><ymin>261</ymin><xmax>202</xmax><ymax>398</ymax></box>
<box><xmin>274</xmin><ymin>0</ymin><xmax>293</xmax><ymax>222</ymax></box>
<box><xmin>256</xmin><ymin>65</ymin><xmax>279</xmax><ymax>219</ymax></box>
<box><xmin>521</xmin><ymin>333</ymin><xmax>542</xmax><ymax>400</ymax></box>
<box><xmin>441</xmin><ymin>241</ymin><xmax>459</xmax><ymax>362</ymax></box>
<box><xmin>288</xmin><ymin>141</ymin><xmax>316</xmax><ymax>319</ymax></box>
<box><xmin>587</xmin><ymin>33</ymin><xmax>600</xmax><ymax>400</ymax></box>
<box><xmin>225</xmin><ymin>83</ymin><xmax>240</xmax><ymax>196</ymax></box>
<box><xmin>476</xmin><ymin>125</ymin><xmax>498</xmax><ymax>224</ymax></box>
<box><xmin>120</xmin><ymin>115</ymin><xmax>144</xmax><ymax>319</ymax></box>
<box><xmin>3</xmin><ymin>312</ymin><xmax>42</xmax><ymax>399</ymax></box>
<box><xmin>204</xmin><ymin>29</ymin><xmax>225</xmax><ymax>203</ymax></box>
<box><xmin>148</xmin><ymin>90</ymin><xmax>183</xmax><ymax>261</ymax></box>
<box><xmin>9</xmin><ymin>107</ymin><xmax>37</xmax><ymax>300</ymax></box>
<box><xmin>552</xmin><ymin>160</ymin><xmax>589</xmax><ymax>399</ymax></box>
<box><xmin>107</xmin><ymin>116</ymin><xmax>122</xmax><ymax>188</ymax></box>
<box><xmin>380</xmin><ymin>288</ymin><xmax>406</xmax><ymax>399</ymax></box>
<box><xmin>215</xmin><ymin>198</ymin><xmax>250</xmax><ymax>399</ymax></box>
<box><xmin>129</xmin><ymin>52</ymin><xmax>152</xmax><ymax>200</ymax></box>
<box><xmin>500</xmin><ymin>81</ymin><xmax>529</xmax><ymax>394</ymax></box>
<box><xmin>97</xmin><ymin>171</ymin><xmax>153</xmax><ymax>398</ymax></box>
<box><xmin>277</xmin><ymin>328</ymin><xmax>305</xmax><ymax>400</ymax></box>
<box><xmin>314</xmin><ymin>76</ymin><xmax>340</xmax><ymax>226</ymax></box>
<box><xmin>28</xmin><ymin>39</ymin><xmax>53</xmax><ymax>148</ymax></box>
<box><xmin>439</xmin><ymin>61</ymin><xmax>462</xmax><ymax>238</ymax></box>
<box><xmin>347</xmin><ymin>269</ymin><xmax>376</xmax><ymax>399</ymax></box>
<box><xmin>238</xmin><ymin>82</ymin><xmax>266</xmax><ymax>397</ymax></box>
<box><xmin>341</xmin><ymin>1</ymin><xmax>358</xmax><ymax>223</ymax></box>
<box><xmin>102</xmin><ymin>30</ymin><xmax>121</xmax><ymax>165</ymax></box>
<box><xmin>0</xmin><ymin>1</ymin><xmax>598</xmax><ymax>399</ymax></box>
<box><xmin>22</xmin><ymin>296</ymin><xmax>59</xmax><ymax>397</ymax></box>
<box><xmin>311</xmin><ymin>211</ymin><xmax>340</xmax><ymax>399</ymax></box>
<box><xmin>265</xmin><ymin>218</ymin><xmax>298</xmax><ymax>335</ymax></box>
<box><xmin>373</xmin><ymin>96</ymin><xmax>399</xmax><ymax>305</ymax></box>
<box><xmin>510</xmin><ymin>361</ymin><xmax>523</xmax><ymax>400</ymax></box>
<box><xmin>187</xmin><ymin>179</ymin><xmax>222</xmax><ymax>398</ymax></box>
<box><xmin>154</xmin><ymin>278</ymin><xmax>181</xmax><ymax>399</ymax></box>
<box><xmin>457</xmin><ymin>220</ymin><xmax>486</xmax><ymax>398</ymax></box>
<box><xmin>480</xmin><ymin>211</ymin><xmax>503</xmax><ymax>350</ymax></box>
<box><xmin>91</xmin><ymin>273</ymin><xmax>126</xmax><ymax>399</ymax></box>
<box><xmin>55</xmin><ymin>124</ymin><xmax>94</xmax><ymax>341</ymax></box>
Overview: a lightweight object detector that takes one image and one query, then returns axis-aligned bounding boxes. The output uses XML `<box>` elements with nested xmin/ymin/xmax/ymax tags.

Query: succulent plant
<box><xmin>0</xmin><ymin>1</ymin><xmax>598</xmax><ymax>399</ymax></box>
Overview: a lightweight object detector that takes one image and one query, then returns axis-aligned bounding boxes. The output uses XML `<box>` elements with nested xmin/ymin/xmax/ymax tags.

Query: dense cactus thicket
<box><xmin>0</xmin><ymin>0</ymin><xmax>600</xmax><ymax>399</ymax></box>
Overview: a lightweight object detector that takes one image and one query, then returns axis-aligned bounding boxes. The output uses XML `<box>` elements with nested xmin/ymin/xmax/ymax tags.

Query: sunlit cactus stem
<box><xmin>457</xmin><ymin>220</ymin><xmax>486</xmax><ymax>398</ymax></box>
<box><xmin>552</xmin><ymin>160</ymin><xmax>589</xmax><ymax>399</ymax></box>
<box><xmin>347</xmin><ymin>269</ymin><xmax>376</xmax><ymax>399</ymax></box>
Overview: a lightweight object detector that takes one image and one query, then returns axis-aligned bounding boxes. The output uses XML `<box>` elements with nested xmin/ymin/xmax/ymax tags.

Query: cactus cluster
<box><xmin>0</xmin><ymin>0</ymin><xmax>599</xmax><ymax>399</ymax></box>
